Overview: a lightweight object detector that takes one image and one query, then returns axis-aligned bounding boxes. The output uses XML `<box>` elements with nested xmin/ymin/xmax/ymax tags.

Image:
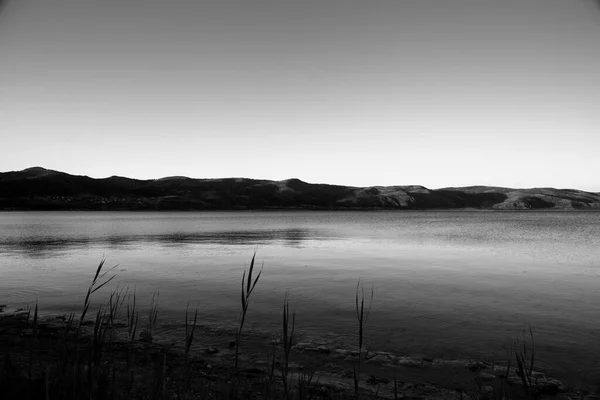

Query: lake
<box><xmin>1</xmin><ymin>210</ymin><xmax>599</xmax><ymax>386</ymax></box>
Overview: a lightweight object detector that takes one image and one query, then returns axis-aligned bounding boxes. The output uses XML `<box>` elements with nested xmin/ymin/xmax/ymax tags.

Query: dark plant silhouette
<box><xmin>353</xmin><ymin>280</ymin><xmax>374</xmax><ymax>399</ymax></box>
<box><xmin>234</xmin><ymin>252</ymin><xmax>263</xmax><ymax>370</ymax></box>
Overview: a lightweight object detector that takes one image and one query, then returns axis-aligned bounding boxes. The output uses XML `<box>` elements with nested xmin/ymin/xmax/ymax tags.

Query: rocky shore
<box><xmin>0</xmin><ymin>306</ymin><xmax>588</xmax><ymax>400</ymax></box>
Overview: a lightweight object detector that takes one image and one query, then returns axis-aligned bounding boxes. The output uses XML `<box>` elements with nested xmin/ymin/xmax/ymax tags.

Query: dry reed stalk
<box><xmin>353</xmin><ymin>280</ymin><xmax>373</xmax><ymax>399</ymax></box>
<box><xmin>234</xmin><ymin>252</ymin><xmax>263</xmax><ymax>370</ymax></box>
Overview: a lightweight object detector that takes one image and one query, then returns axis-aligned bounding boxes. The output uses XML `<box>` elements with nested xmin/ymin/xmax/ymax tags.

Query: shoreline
<box><xmin>2</xmin><ymin>208</ymin><xmax>600</xmax><ymax>212</ymax></box>
<box><xmin>0</xmin><ymin>307</ymin><xmax>584</xmax><ymax>400</ymax></box>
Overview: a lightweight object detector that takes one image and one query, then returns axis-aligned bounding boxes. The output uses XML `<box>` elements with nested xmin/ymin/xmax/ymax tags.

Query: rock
<box><xmin>139</xmin><ymin>328</ymin><xmax>153</xmax><ymax>343</ymax></box>
<box><xmin>479</xmin><ymin>386</ymin><xmax>495</xmax><ymax>400</ymax></box>
<box><xmin>537</xmin><ymin>378</ymin><xmax>567</xmax><ymax>394</ymax></box>
<box><xmin>300</xmin><ymin>345</ymin><xmax>330</xmax><ymax>354</ymax></box>
<box><xmin>21</xmin><ymin>328</ymin><xmax>34</xmax><ymax>337</ymax></box>
<box><xmin>321</xmin><ymin>362</ymin><xmax>342</xmax><ymax>373</ymax></box>
<box><xmin>315</xmin><ymin>345</ymin><xmax>331</xmax><ymax>354</ymax></box>
<box><xmin>477</xmin><ymin>372</ymin><xmax>496</xmax><ymax>382</ymax></box>
<box><xmin>366</xmin><ymin>353</ymin><xmax>394</xmax><ymax>364</ymax></box>
<box><xmin>397</xmin><ymin>357</ymin><xmax>423</xmax><ymax>369</ymax></box>
<box><xmin>349</xmin><ymin>349</ymin><xmax>369</xmax><ymax>358</ymax></box>
<box><xmin>292</xmin><ymin>342</ymin><xmax>311</xmax><ymax>351</ymax></box>
<box><xmin>244</xmin><ymin>368</ymin><xmax>264</xmax><ymax>376</ymax></box>
<box><xmin>41</xmin><ymin>321</ymin><xmax>65</xmax><ymax>332</ymax></box>
<box><xmin>508</xmin><ymin>375</ymin><xmax>525</xmax><ymax>386</ymax></box>
<box><xmin>205</xmin><ymin>346</ymin><xmax>219</xmax><ymax>354</ymax></box>
<box><xmin>366</xmin><ymin>375</ymin><xmax>389</xmax><ymax>385</ymax></box>
<box><xmin>531</xmin><ymin>371</ymin><xmax>546</xmax><ymax>380</ymax></box>
<box><xmin>468</xmin><ymin>360</ymin><xmax>491</xmax><ymax>372</ymax></box>
<box><xmin>342</xmin><ymin>370</ymin><xmax>354</xmax><ymax>379</ymax></box>
<box><xmin>332</xmin><ymin>349</ymin><xmax>348</xmax><ymax>358</ymax></box>
<box><xmin>492</xmin><ymin>365</ymin><xmax>511</xmax><ymax>378</ymax></box>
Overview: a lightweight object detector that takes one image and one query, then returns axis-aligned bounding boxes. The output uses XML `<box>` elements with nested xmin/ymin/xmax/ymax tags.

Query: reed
<box><xmin>263</xmin><ymin>338</ymin><xmax>279</xmax><ymax>399</ymax></box>
<box><xmin>125</xmin><ymin>287</ymin><xmax>139</xmax><ymax>396</ymax></box>
<box><xmin>353</xmin><ymin>280</ymin><xmax>374</xmax><ymax>399</ymax></box>
<box><xmin>107</xmin><ymin>285</ymin><xmax>127</xmax><ymax>330</ymax></box>
<box><xmin>234</xmin><ymin>252</ymin><xmax>263</xmax><ymax>370</ymax></box>
<box><xmin>495</xmin><ymin>359</ymin><xmax>512</xmax><ymax>400</ymax></box>
<box><xmin>147</xmin><ymin>289</ymin><xmax>160</xmax><ymax>337</ymax></box>
<box><xmin>296</xmin><ymin>368</ymin><xmax>318</xmax><ymax>400</ymax></box>
<box><xmin>515</xmin><ymin>325</ymin><xmax>538</xmax><ymax>398</ymax></box>
<box><xmin>281</xmin><ymin>294</ymin><xmax>296</xmax><ymax>400</ymax></box>
<box><xmin>266</xmin><ymin>336</ymin><xmax>278</xmax><ymax>384</ymax></box>
<box><xmin>77</xmin><ymin>259</ymin><xmax>117</xmax><ymax>337</ymax></box>
<box><xmin>126</xmin><ymin>287</ymin><xmax>139</xmax><ymax>344</ymax></box>
<box><xmin>184</xmin><ymin>302</ymin><xmax>198</xmax><ymax>369</ymax></box>
<box><xmin>28</xmin><ymin>299</ymin><xmax>38</xmax><ymax>386</ymax></box>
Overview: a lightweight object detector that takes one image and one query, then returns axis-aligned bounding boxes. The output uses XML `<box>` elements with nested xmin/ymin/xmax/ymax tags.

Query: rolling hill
<box><xmin>1</xmin><ymin>167</ymin><xmax>599</xmax><ymax>210</ymax></box>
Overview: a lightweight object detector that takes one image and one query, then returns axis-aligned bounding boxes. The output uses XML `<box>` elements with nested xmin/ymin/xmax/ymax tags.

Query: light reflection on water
<box><xmin>1</xmin><ymin>211</ymin><xmax>600</xmax><ymax>386</ymax></box>
<box><xmin>0</xmin><ymin>228</ymin><xmax>339</xmax><ymax>257</ymax></box>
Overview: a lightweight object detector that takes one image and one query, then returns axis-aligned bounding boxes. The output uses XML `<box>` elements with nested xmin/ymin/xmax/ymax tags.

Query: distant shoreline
<box><xmin>3</xmin><ymin>206</ymin><xmax>600</xmax><ymax>212</ymax></box>
<box><xmin>2</xmin><ymin>207</ymin><xmax>600</xmax><ymax>212</ymax></box>
<box><xmin>2</xmin><ymin>167</ymin><xmax>600</xmax><ymax>211</ymax></box>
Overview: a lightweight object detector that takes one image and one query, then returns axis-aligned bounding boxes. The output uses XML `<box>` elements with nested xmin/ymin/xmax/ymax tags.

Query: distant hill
<box><xmin>1</xmin><ymin>167</ymin><xmax>599</xmax><ymax>211</ymax></box>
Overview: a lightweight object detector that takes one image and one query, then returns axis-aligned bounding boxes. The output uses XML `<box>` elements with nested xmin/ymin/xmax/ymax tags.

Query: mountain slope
<box><xmin>1</xmin><ymin>167</ymin><xmax>599</xmax><ymax>210</ymax></box>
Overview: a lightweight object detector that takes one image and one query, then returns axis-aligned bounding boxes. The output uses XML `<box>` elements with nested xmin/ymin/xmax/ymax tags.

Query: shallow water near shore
<box><xmin>1</xmin><ymin>210</ymin><xmax>599</xmax><ymax>387</ymax></box>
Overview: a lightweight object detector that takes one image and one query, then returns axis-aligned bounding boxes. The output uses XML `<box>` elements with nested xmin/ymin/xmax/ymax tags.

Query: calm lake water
<box><xmin>1</xmin><ymin>211</ymin><xmax>599</xmax><ymax>385</ymax></box>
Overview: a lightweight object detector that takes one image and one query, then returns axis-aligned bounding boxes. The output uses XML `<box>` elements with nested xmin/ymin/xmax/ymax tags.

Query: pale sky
<box><xmin>1</xmin><ymin>0</ymin><xmax>599</xmax><ymax>190</ymax></box>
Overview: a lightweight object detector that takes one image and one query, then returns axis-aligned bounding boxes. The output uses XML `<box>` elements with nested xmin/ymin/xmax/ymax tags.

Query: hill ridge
<box><xmin>1</xmin><ymin>167</ymin><xmax>599</xmax><ymax>211</ymax></box>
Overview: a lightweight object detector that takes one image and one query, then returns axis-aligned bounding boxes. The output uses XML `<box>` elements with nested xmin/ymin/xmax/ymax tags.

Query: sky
<box><xmin>1</xmin><ymin>0</ymin><xmax>599</xmax><ymax>190</ymax></box>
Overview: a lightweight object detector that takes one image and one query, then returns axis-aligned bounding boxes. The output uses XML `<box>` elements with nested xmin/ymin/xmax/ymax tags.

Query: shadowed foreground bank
<box><xmin>0</xmin><ymin>257</ymin><xmax>593</xmax><ymax>400</ymax></box>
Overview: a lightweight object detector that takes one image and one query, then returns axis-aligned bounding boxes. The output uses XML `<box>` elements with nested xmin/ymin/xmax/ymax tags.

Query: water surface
<box><xmin>1</xmin><ymin>211</ymin><xmax>599</xmax><ymax>386</ymax></box>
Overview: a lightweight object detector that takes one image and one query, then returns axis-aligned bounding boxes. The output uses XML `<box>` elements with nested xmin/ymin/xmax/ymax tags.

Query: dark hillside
<box><xmin>1</xmin><ymin>167</ymin><xmax>599</xmax><ymax>210</ymax></box>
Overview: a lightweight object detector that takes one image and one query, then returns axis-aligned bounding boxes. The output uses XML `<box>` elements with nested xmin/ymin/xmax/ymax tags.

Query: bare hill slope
<box><xmin>1</xmin><ymin>167</ymin><xmax>599</xmax><ymax>210</ymax></box>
